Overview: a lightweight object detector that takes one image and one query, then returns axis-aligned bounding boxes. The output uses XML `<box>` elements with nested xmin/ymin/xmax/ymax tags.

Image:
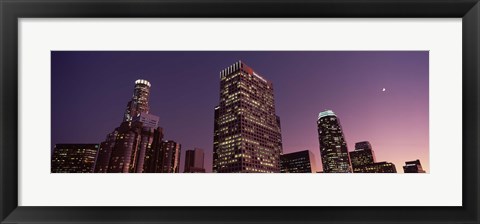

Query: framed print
<box><xmin>1</xmin><ymin>0</ymin><xmax>479</xmax><ymax>223</ymax></box>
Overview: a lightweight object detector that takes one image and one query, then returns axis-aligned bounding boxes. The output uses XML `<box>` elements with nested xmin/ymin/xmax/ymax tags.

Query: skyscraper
<box><xmin>349</xmin><ymin>141</ymin><xmax>376</xmax><ymax>168</ymax></box>
<box><xmin>123</xmin><ymin>79</ymin><xmax>151</xmax><ymax>122</ymax></box>
<box><xmin>280</xmin><ymin>150</ymin><xmax>317</xmax><ymax>173</ymax></box>
<box><xmin>184</xmin><ymin>148</ymin><xmax>206</xmax><ymax>173</ymax></box>
<box><xmin>403</xmin><ymin>159</ymin><xmax>426</xmax><ymax>173</ymax></box>
<box><xmin>213</xmin><ymin>61</ymin><xmax>283</xmax><ymax>173</ymax></box>
<box><xmin>94</xmin><ymin>79</ymin><xmax>163</xmax><ymax>173</ymax></box>
<box><xmin>159</xmin><ymin>140</ymin><xmax>181</xmax><ymax>173</ymax></box>
<box><xmin>317</xmin><ymin>110</ymin><xmax>351</xmax><ymax>173</ymax></box>
<box><xmin>51</xmin><ymin>144</ymin><xmax>99</xmax><ymax>173</ymax></box>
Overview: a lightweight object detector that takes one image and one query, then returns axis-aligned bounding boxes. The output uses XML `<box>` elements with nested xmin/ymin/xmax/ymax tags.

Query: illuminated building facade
<box><xmin>280</xmin><ymin>150</ymin><xmax>316</xmax><ymax>173</ymax></box>
<box><xmin>212</xmin><ymin>106</ymin><xmax>220</xmax><ymax>172</ymax></box>
<box><xmin>185</xmin><ymin>148</ymin><xmax>205</xmax><ymax>173</ymax></box>
<box><xmin>159</xmin><ymin>140</ymin><xmax>181</xmax><ymax>173</ymax></box>
<box><xmin>349</xmin><ymin>141</ymin><xmax>376</xmax><ymax>168</ymax></box>
<box><xmin>317</xmin><ymin>110</ymin><xmax>351</xmax><ymax>173</ymax></box>
<box><xmin>123</xmin><ymin>79</ymin><xmax>151</xmax><ymax>122</ymax></box>
<box><xmin>403</xmin><ymin>159</ymin><xmax>426</xmax><ymax>173</ymax></box>
<box><xmin>213</xmin><ymin>61</ymin><xmax>283</xmax><ymax>173</ymax></box>
<box><xmin>51</xmin><ymin>144</ymin><xmax>99</xmax><ymax>173</ymax></box>
<box><xmin>352</xmin><ymin>162</ymin><xmax>397</xmax><ymax>173</ymax></box>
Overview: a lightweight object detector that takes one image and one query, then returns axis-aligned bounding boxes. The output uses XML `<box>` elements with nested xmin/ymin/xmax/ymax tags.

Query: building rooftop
<box><xmin>135</xmin><ymin>79</ymin><xmax>151</xmax><ymax>87</ymax></box>
<box><xmin>220</xmin><ymin>60</ymin><xmax>268</xmax><ymax>83</ymax></box>
<box><xmin>318</xmin><ymin>110</ymin><xmax>336</xmax><ymax>120</ymax></box>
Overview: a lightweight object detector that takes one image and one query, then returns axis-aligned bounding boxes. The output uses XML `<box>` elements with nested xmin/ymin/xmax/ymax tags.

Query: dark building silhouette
<box><xmin>95</xmin><ymin>121</ymin><xmax>162</xmax><ymax>173</ymax></box>
<box><xmin>101</xmin><ymin>116</ymin><xmax>160</xmax><ymax>173</ymax></box>
<box><xmin>143</xmin><ymin>127</ymin><xmax>164</xmax><ymax>173</ymax></box>
<box><xmin>349</xmin><ymin>141</ymin><xmax>376</xmax><ymax>168</ymax></box>
<box><xmin>184</xmin><ymin>148</ymin><xmax>205</xmax><ymax>173</ymax></box>
<box><xmin>352</xmin><ymin>162</ymin><xmax>397</xmax><ymax>173</ymax></box>
<box><xmin>159</xmin><ymin>140</ymin><xmax>181</xmax><ymax>173</ymax></box>
<box><xmin>403</xmin><ymin>159</ymin><xmax>426</xmax><ymax>173</ymax></box>
<box><xmin>280</xmin><ymin>150</ymin><xmax>316</xmax><ymax>173</ymax></box>
<box><xmin>105</xmin><ymin>121</ymin><xmax>142</xmax><ymax>173</ymax></box>
<box><xmin>93</xmin><ymin>131</ymin><xmax>118</xmax><ymax>173</ymax></box>
<box><xmin>317</xmin><ymin>110</ymin><xmax>351</xmax><ymax>173</ymax></box>
<box><xmin>51</xmin><ymin>144</ymin><xmax>99</xmax><ymax>173</ymax></box>
<box><xmin>105</xmin><ymin>120</ymin><xmax>157</xmax><ymax>173</ymax></box>
<box><xmin>213</xmin><ymin>61</ymin><xmax>283</xmax><ymax>173</ymax></box>
<box><xmin>349</xmin><ymin>141</ymin><xmax>396</xmax><ymax>173</ymax></box>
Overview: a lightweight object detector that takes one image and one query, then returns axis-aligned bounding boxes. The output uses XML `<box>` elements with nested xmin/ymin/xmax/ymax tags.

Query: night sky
<box><xmin>52</xmin><ymin>51</ymin><xmax>429</xmax><ymax>173</ymax></box>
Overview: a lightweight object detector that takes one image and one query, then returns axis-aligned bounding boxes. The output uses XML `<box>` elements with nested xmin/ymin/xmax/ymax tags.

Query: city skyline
<box><xmin>52</xmin><ymin>51</ymin><xmax>429</xmax><ymax>173</ymax></box>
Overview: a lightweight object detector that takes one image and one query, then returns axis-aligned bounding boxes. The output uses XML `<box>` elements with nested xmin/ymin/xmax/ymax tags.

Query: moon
<box><xmin>382</xmin><ymin>88</ymin><xmax>386</xmax><ymax>92</ymax></box>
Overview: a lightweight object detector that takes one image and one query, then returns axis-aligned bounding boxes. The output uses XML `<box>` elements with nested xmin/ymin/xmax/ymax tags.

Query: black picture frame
<box><xmin>1</xmin><ymin>0</ymin><xmax>479</xmax><ymax>223</ymax></box>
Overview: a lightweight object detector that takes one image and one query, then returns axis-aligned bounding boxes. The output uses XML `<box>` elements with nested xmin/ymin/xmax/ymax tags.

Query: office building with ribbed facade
<box><xmin>213</xmin><ymin>61</ymin><xmax>283</xmax><ymax>173</ymax></box>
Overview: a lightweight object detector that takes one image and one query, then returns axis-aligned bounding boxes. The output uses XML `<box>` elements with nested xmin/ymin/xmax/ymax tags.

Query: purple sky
<box><xmin>52</xmin><ymin>51</ymin><xmax>429</xmax><ymax>173</ymax></box>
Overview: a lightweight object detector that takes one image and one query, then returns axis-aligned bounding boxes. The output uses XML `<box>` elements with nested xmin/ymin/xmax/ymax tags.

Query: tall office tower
<box><xmin>159</xmin><ymin>140</ymin><xmax>181</xmax><ymax>173</ymax></box>
<box><xmin>212</xmin><ymin>61</ymin><xmax>283</xmax><ymax>173</ymax></box>
<box><xmin>51</xmin><ymin>144</ymin><xmax>99</xmax><ymax>173</ymax></box>
<box><xmin>123</xmin><ymin>79</ymin><xmax>151</xmax><ymax>122</ymax></box>
<box><xmin>280</xmin><ymin>150</ymin><xmax>317</xmax><ymax>173</ymax></box>
<box><xmin>349</xmin><ymin>141</ymin><xmax>376</xmax><ymax>168</ymax></box>
<box><xmin>353</xmin><ymin>162</ymin><xmax>397</xmax><ymax>173</ymax></box>
<box><xmin>403</xmin><ymin>159</ymin><xmax>426</xmax><ymax>173</ymax></box>
<box><xmin>184</xmin><ymin>148</ymin><xmax>205</xmax><ymax>173</ymax></box>
<box><xmin>93</xmin><ymin>79</ymin><xmax>164</xmax><ymax>173</ymax></box>
<box><xmin>317</xmin><ymin>110</ymin><xmax>351</xmax><ymax>173</ymax></box>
